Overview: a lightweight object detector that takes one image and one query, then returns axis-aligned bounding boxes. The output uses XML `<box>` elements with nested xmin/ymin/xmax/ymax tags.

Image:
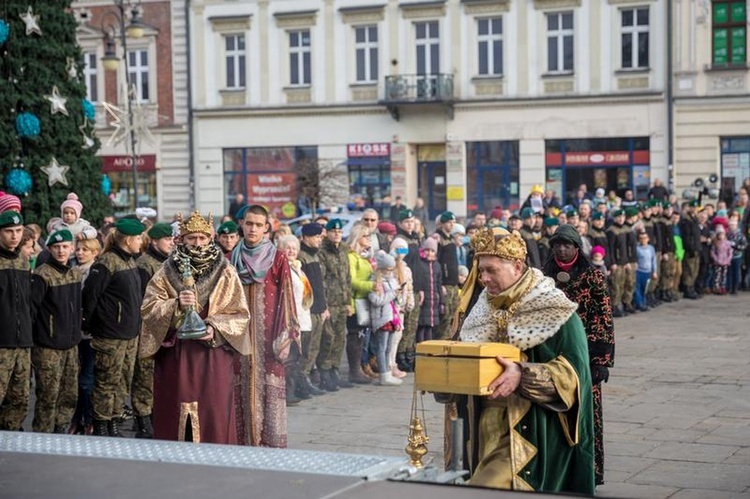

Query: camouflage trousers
<box><xmin>91</xmin><ymin>337</ymin><xmax>137</xmax><ymax>421</ymax></box>
<box><xmin>682</xmin><ymin>255</ymin><xmax>700</xmax><ymax>289</ymax></box>
<box><xmin>435</xmin><ymin>285</ymin><xmax>459</xmax><ymax>341</ymax></box>
<box><xmin>318</xmin><ymin>305</ymin><xmax>348</xmax><ymax>370</ymax></box>
<box><xmin>659</xmin><ymin>254</ymin><xmax>676</xmax><ymax>292</ymax></box>
<box><xmin>0</xmin><ymin>348</ymin><xmax>30</xmax><ymax>431</ymax></box>
<box><xmin>300</xmin><ymin>313</ymin><xmax>325</xmax><ymax>375</ymax></box>
<box><xmin>130</xmin><ymin>348</ymin><xmax>154</xmax><ymax>417</ymax></box>
<box><xmin>398</xmin><ymin>292</ymin><xmax>422</xmax><ymax>354</ymax></box>
<box><xmin>622</xmin><ymin>264</ymin><xmax>636</xmax><ymax>306</ymax></box>
<box><xmin>31</xmin><ymin>346</ymin><xmax>79</xmax><ymax>433</ymax></box>
<box><xmin>610</xmin><ymin>266</ymin><xmax>625</xmax><ymax>306</ymax></box>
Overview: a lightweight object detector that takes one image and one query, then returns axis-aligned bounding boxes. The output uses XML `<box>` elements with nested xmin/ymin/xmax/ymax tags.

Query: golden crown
<box><xmin>177</xmin><ymin>211</ymin><xmax>214</xmax><ymax>236</ymax></box>
<box><xmin>471</xmin><ymin>227</ymin><xmax>527</xmax><ymax>261</ymax></box>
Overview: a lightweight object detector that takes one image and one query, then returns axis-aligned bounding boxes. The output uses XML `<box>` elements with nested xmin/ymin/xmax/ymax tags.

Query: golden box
<box><xmin>415</xmin><ymin>340</ymin><xmax>522</xmax><ymax>396</ymax></box>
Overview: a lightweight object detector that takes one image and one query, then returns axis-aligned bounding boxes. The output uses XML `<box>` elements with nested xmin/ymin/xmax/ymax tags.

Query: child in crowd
<box><xmin>591</xmin><ymin>245</ymin><xmax>609</xmax><ymax>277</ymax></box>
<box><xmin>368</xmin><ymin>251</ymin><xmax>402</xmax><ymax>386</ymax></box>
<box><xmin>416</xmin><ymin>236</ymin><xmax>442</xmax><ymax>343</ymax></box>
<box><xmin>30</xmin><ymin>230</ymin><xmax>83</xmax><ymax>433</ymax></box>
<box><xmin>635</xmin><ymin>231</ymin><xmax>657</xmax><ymax>311</ymax></box>
<box><xmin>458</xmin><ymin>265</ymin><xmax>469</xmax><ymax>287</ymax></box>
<box><xmin>48</xmin><ymin>193</ymin><xmax>97</xmax><ymax>240</ymax></box>
<box><xmin>20</xmin><ymin>227</ymin><xmax>38</xmax><ymax>269</ymax></box>
<box><xmin>710</xmin><ymin>227</ymin><xmax>732</xmax><ymax>295</ymax></box>
<box><xmin>726</xmin><ymin>216</ymin><xmax>748</xmax><ymax>295</ymax></box>
<box><xmin>389</xmin><ymin>238</ymin><xmax>414</xmax><ymax>380</ymax></box>
<box><xmin>69</xmin><ymin>237</ymin><xmax>101</xmax><ymax>434</ymax></box>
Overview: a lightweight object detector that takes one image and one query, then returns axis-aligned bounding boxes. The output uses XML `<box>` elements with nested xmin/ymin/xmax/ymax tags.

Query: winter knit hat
<box><xmin>390</xmin><ymin>237</ymin><xmax>409</xmax><ymax>253</ymax></box>
<box><xmin>60</xmin><ymin>192</ymin><xmax>83</xmax><ymax>219</ymax></box>
<box><xmin>0</xmin><ymin>191</ymin><xmax>22</xmax><ymax>213</ymax></box>
<box><xmin>591</xmin><ymin>245</ymin><xmax>606</xmax><ymax>258</ymax></box>
<box><xmin>375</xmin><ymin>250</ymin><xmax>395</xmax><ymax>270</ymax></box>
<box><xmin>421</xmin><ymin>235</ymin><xmax>438</xmax><ymax>252</ymax></box>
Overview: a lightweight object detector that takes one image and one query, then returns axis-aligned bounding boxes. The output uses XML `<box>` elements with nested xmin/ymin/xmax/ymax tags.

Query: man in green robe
<box><xmin>446</xmin><ymin>227</ymin><xmax>595</xmax><ymax>494</ymax></box>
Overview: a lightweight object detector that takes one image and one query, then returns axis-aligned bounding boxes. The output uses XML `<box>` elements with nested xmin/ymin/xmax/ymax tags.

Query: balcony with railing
<box><xmin>380</xmin><ymin>73</ymin><xmax>454</xmax><ymax>121</ymax></box>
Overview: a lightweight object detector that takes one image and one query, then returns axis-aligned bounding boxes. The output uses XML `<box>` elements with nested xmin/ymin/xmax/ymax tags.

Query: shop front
<box><xmin>417</xmin><ymin>144</ymin><xmax>447</xmax><ymax>220</ymax></box>
<box><xmin>545</xmin><ymin>137</ymin><xmax>651</xmax><ymax>204</ymax></box>
<box><xmin>720</xmin><ymin>137</ymin><xmax>750</xmax><ymax>204</ymax></box>
<box><xmin>102</xmin><ymin>154</ymin><xmax>158</xmax><ymax>217</ymax></box>
<box><xmin>466</xmin><ymin>141</ymin><xmax>520</xmax><ymax>213</ymax></box>
<box><xmin>346</xmin><ymin>143</ymin><xmax>391</xmax><ymax>207</ymax></box>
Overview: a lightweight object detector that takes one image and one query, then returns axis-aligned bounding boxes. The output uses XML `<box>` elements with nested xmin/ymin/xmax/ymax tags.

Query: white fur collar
<box><xmin>459</xmin><ymin>268</ymin><xmax>578</xmax><ymax>351</ymax></box>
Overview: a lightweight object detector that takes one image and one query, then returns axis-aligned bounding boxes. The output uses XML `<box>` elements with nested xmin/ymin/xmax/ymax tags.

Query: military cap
<box><xmin>508</xmin><ymin>214</ymin><xmax>521</xmax><ymax>221</ymax></box>
<box><xmin>612</xmin><ymin>209</ymin><xmax>625</xmax><ymax>217</ymax></box>
<box><xmin>662</xmin><ymin>201</ymin><xmax>672</xmax><ymax>209</ymax></box>
<box><xmin>625</xmin><ymin>207</ymin><xmax>640</xmax><ymax>218</ymax></box>
<box><xmin>0</xmin><ymin>210</ymin><xmax>23</xmax><ymax>228</ymax></box>
<box><xmin>115</xmin><ymin>218</ymin><xmax>145</xmax><ymax>236</ymax></box>
<box><xmin>217</xmin><ymin>221</ymin><xmax>238</xmax><ymax>235</ymax></box>
<box><xmin>326</xmin><ymin>219</ymin><xmax>344</xmax><ymax>230</ymax></box>
<box><xmin>148</xmin><ymin>223</ymin><xmax>174</xmax><ymax>240</ymax></box>
<box><xmin>398</xmin><ymin>209</ymin><xmax>415</xmax><ymax>221</ymax></box>
<box><xmin>543</xmin><ymin>217</ymin><xmax>560</xmax><ymax>227</ymax></box>
<box><xmin>300</xmin><ymin>222</ymin><xmax>323</xmax><ymax>237</ymax></box>
<box><xmin>591</xmin><ymin>212</ymin><xmax>605</xmax><ymax>221</ymax></box>
<box><xmin>549</xmin><ymin>224</ymin><xmax>582</xmax><ymax>249</ymax></box>
<box><xmin>46</xmin><ymin>229</ymin><xmax>73</xmax><ymax>246</ymax></box>
<box><xmin>647</xmin><ymin>199</ymin><xmax>660</xmax><ymax>208</ymax></box>
<box><xmin>520</xmin><ymin>207</ymin><xmax>534</xmax><ymax>219</ymax></box>
<box><xmin>689</xmin><ymin>199</ymin><xmax>701</xmax><ymax>208</ymax></box>
<box><xmin>566</xmin><ymin>209</ymin><xmax>579</xmax><ymax>218</ymax></box>
<box><xmin>439</xmin><ymin>211</ymin><xmax>456</xmax><ymax>223</ymax></box>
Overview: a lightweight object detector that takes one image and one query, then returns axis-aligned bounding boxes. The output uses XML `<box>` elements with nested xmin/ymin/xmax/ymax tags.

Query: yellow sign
<box><xmin>447</xmin><ymin>186</ymin><xmax>464</xmax><ymax>201</ymax></box>
<box><xmin>281</xmin><ymin>202</ymin><xmax>297</xmax><ymax>218</ymax></box>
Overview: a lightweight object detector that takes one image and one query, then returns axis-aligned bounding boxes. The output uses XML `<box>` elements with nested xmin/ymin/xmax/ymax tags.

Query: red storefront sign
<box><xmin>101</xmin><ymin>155</ymin><xmax>157</xmax><ymax>172</ymax></box>
<box><xmin>247</xmin><ymin>173</ymin><xmax>297</xmax><ymax>216</ymax></box>
<box><xmin>546</xmin><ymin>150</ymin><xmax>649</xmax><ymax>167</ymax></box>
<box><xmin>347</xmin><ymin>143</ymin><xmax>391</xmax><ymax>158</ymax></box>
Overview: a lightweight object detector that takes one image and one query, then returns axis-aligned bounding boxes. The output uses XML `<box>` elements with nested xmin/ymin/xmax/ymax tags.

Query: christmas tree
<box><xmin>0</xmin><ymin>0</ymin><xmax>110</xmax><ymax>226</ymax></box>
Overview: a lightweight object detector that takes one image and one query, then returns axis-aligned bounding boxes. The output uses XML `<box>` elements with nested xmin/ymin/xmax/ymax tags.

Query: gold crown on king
<box><xmin>471</xmin><ymin>227</ymin><xmax>527</xmax><ymax>261</ymax></box>
<box><xmin>177</xmin><ymin>211</ymin><xmax>214</xmax><ymax>236</ymax></box>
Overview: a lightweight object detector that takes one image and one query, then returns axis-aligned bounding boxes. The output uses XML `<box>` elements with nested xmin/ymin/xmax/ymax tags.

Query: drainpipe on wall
<box><xmin>666</xmin><ymin>0</ymin><xmax>675</xmax><ymax>195</ymax></box>
<box><xmin>185</xmin><ymin>0</ymin><xmax>196</xmax><ymax>211</ymax></box>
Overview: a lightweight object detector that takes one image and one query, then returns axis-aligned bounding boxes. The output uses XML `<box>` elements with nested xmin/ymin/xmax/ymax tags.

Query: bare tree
<box><xmin>296</xmin><ymin>158</ymin><xmax>349</xmax><ymax>213</ymax></box>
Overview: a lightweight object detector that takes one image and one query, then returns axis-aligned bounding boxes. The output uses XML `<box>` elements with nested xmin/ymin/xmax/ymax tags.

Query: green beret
<box><xmin>543</xmin><ymin>217</ymin><xmax>560</xmax><ymax>227</ymax></box>
<box><xmin>520</xmin><ymin>207</ymin><xmax>534</xmax><ymax>219</ymax></box>
<box><xmin>0</xmin><ymin>210</ymin><xmax>23</xmax><ymax>228</ymax></box>
<box><xmin>326</xmin><ymin>219</ymin><xmax>344</xmax><ymax>230</ymax></box>
<box><xmin>612</xmin><ymin>209</ymin><xmax>625</xmax><ymax>217</ymax></box>
<box><xmin>398</xmin><ymin>209</ymin><xmax>414</xmax><ymax>221</ymax></box>
<box><xmin>566</xmin><ymin>209</ymin><xmax>578</xmax><ymax>218</ymax></box>
<box><xmin>663</xmin><ymin>201</ymin><xmax>672</xmax><ymax>209</ymax></box>
<box><xmin>689</xmin><ymin>199</ymin><xmax>700</xmax><ymax>207</ymax></box>
<box><xmin>148</xmin><ymin>223</ymin><xmax>173</xmax><ymax>240</ymax></box>
<box><xmin>115</xmin><ymin>218</ymin><xmax>145</xmax><ymax>236</ymax></box>
<box><xmin>647</xmin><ymin>199</ymin><xmax>660</xmax><ymax>208</ymax></box>
<box><xmin>439</xmin><ymin>211</ymin><xmax>456</xmax><ymax>223</ymax></box>
<box><xmin>625</xmin><ymin>207</ymin><xmax>640</xmax><ymax>218</ymax></box>
<box><xmin>217</xmin><ymin>221</ymin><xmax>238</xmax><ymax>235</ymax></box>
<box><xmin>591</xmin><ymin>212</ymin><xmax>605</xmax><ymax>221</ymax></box>
<box><xmin>46</xmin><ymin>229</ymin><xmax>73</xmax><ymax>246</ymax></box>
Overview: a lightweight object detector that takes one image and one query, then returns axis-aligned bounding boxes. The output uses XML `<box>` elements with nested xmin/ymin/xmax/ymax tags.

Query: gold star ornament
<box><xmin>20</xmin><ymin>6</ymin><xmax>42</xmax><ymax>36</ymax></box>
<box><xmin>41</xmin><ymin>157</ymin><xmax>70</xmax><ymax>187</ymax></box>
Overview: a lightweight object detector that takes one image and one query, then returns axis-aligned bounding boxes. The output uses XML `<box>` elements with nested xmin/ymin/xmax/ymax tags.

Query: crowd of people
<box><xmin>1</xmin><ymin>177</ymin><xmax>748</xmax><ymax>492</ymax></box>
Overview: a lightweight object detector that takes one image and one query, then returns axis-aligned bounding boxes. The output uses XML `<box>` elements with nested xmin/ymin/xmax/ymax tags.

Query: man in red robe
<box><xmin>231</xmin><ymin>204</ymin><xmax>299</xmax><ymax>448</ymax></box>
<box><xmin>140</xmin><ymin>211</ymin><xmax>250</xmax><ymax>444</ymax></box>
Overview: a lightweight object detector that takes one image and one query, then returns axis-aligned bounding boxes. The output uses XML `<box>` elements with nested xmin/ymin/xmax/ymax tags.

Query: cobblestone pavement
<box><xmin>287</xmin><ymin>293</ymin><xmax>750</xmax><ymax>498</ymax></box>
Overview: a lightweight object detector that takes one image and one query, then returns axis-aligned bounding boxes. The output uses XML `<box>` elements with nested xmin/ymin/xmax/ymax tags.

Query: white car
<box><xmin>284</xmin><ymin>212</ymin><xmax>362</xmax><ymax>240</ymax></box>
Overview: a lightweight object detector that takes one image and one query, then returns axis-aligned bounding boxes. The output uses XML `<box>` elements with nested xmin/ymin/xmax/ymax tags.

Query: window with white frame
<box><xmin>477</xmin><ymin>17</ymin><xmax>503</xmax><ymax>76</ymax></box>
<box><xmin>225</xmin><ymin>34</ymin><xmax>246</xmax><ymax>89</ymax></box>
<box><xmin>546</xmin><ymin>12</ymin><xmax>574</xmax><ymax>73</ymax></box>
<box><xmin>415</xmin><ymin>21</ymin><xmax>440</xmax><ymax>76</ymax></box>
<box><xmin>621</xmin><ymin>7</ymin><xmax>649</xmax><ymax>69</ymax></box>
<box><xmin>83</xmin><ymin>52</ymin><xmax>98</xmax><ymax>102</ymax></box>
<box><xmin>354</xmin><ymin>25</ymin><xmax>378</xmax><ymax>83</ymax></box>
<box><xmin>127</xmin><ymin>49</ymin><xmax>150</xmax><ymax>102</ymax></box>
<box><xmin>289</xmin><ymin>29</ymin><xmax>311</xmax><ymax>86</ymax></box>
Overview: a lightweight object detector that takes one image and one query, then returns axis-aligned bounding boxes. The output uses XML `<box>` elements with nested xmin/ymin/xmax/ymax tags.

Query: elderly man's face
<box><xmin>362</xmin><ymin>211</ymin><xmax>379</xmax><ymax>230</ymax></box>
<box><xmin>579</xmin><ymin>204</ymin><xmax>591</xmax><ymax>218</ymax></box>
<box><xmin>478</xmin><ymin>256</ymin><xmax>523</xmax><ymax>295</ymax></box>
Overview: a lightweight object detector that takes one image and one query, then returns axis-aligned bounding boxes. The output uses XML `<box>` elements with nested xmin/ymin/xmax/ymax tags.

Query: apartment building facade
<box><xmin>73</xmin><ymin>0</ymin><xmax>191</xmax><ymax>219</ymax></box>
<box><xmin>189</xmin><ymin>0</ymin><xmax>669</xmax><ymax>220</ymax></box>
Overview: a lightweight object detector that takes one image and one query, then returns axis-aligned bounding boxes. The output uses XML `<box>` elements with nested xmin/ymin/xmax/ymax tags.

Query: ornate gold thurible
<box><xmin>405</xmin><ymin>383</ymin><xmax>430</xmax><ymax>468</ymax></box>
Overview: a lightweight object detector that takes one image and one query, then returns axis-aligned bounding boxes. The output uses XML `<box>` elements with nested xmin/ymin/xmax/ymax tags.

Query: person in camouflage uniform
<box><xmin>0</xmin><ymin>208</ymin><xmax>33</xmax><ymax>431</ymax></box>
<box><xmin>434</xmin><ymin>211</ymin><xmax>460</xmax><ymax>341</ymax></box>
<box><xmin>657</xmin><ymin>202</ymin><xmax>677</xmax><ymax>301</ymax></box>
<box><xmin>393</xmin><ymin>209</ymin><xmax>423</xmax><ymax>372</ymax></box>
<box><xmin>31</xmin><ymin>230</ymin><xmax>82</xmax><ymax>433</ymax></box>
<box><xmin>622</xmin><ymin>207</ymin><xmax>640</xmax><ymax>313</ymax></box>
<box><xmin>318</xmin><ymin>219</ymin><xmax>363</xmax><ymax>384</ymax></box>
<box><xmin>132</xmin><ymin>223</ymin><xmax>174</xmax><ymax>438</ymax></box>
<box><xmin>606</xmin><ymin>209</ymin><xmax>630</xmax><ymax>317</ymax></box>
<box><xmin>82</xmin><ymin>218</ymin><xmax>144</xmax><ymax>437</ymax></box>
<box><xmin>538</xmin><ymin>217</ymin><xmax>559</xmax><ymax>266</ymax></box>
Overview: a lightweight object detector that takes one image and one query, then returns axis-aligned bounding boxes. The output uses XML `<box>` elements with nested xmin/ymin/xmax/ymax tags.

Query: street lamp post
<box><xmin>101</xmin><ymin>0</ymin><xmax>146</xmax><ymax>212</ymax></box>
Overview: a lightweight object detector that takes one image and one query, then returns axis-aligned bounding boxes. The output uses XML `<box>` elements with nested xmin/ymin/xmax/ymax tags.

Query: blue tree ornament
<box><xmin>4</xmin><ymin>168</ymin><xmax>33</xmax><ymax>196</ymax></box>
<box><xmin>101</xmin><ymin>174</ymin><xmax>111</xmax><ymax>196</ymax></box>
<box><xmin>82</xmin><ymin>99</ymin><xmax>96</xmax><ymax>121</ymax></box>
<box><xmin>16</xmin><ymin>112</ymin><xmax>41</xmax><ymax>138</ymax></box>
<box><xmin>0</xmin><ymin>20</ymin><xmax>10</xmax><ymax>45</ymax></box>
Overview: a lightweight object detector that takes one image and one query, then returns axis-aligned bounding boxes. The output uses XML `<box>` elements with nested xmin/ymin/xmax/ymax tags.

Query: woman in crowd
<box><xmin>346</xmin><ymin>224</ymin><xmax>377</xmax><ymax>380</ymax></box>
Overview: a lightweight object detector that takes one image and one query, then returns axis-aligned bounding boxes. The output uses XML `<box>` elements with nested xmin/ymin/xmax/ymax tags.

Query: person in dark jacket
<box><xmin>543</xmin><ymin>224</ymin><xmax>615</xmax><ymax>486</ymax></box>
<box><xmin>415</xmin><ymin>236</ymin><xmax>442</xmax><ymax>343</ymax></box>
<box><xmin>648</xmin><ymin>179</ymin><xmax>670</xmax><ymax>202</ymax></box>
<box><xmin>0</xmin><ymin>209</ymin><xmax>34</xmax><ymax>431</ymax></box>
<box><xmin>434</xmin><ymin>211</ymin><xmax>459</xmax><ymax>341</ymax></box>
<box><xmin>519</xmin><ymin>207</ymin><xmax>542</xmax><ymax>269</ymax></box>
<box><xmin>394</xmin><ymin>209</ymin><xmax>424</xmax><ymax>372</ymax></box>
<box><xmin>131</xmin><ymin>222</ymin><xmax>174</xmax><ymax>438</ymax></box>
<box><xmin>679</xmin><ymin>200</ymin><xmax>702</xmax><ymax>299</ymax></box>
<box><xmin>656</xmin><ymin>202</ymin><xmax>677</xmax><ymax>301</ymax></box>
<box><xmin>621</xmin><ymin>207</ymin><xmax>640</xmax><ymax>313</ymax></box>
<box><xmin>31</xmin><ymin>229</ymin><xmax>82</xmax><ymax>433</ymax></box>
<box><xmin>606</xmin><ymin>209</ymin><xmax>630</xmax><ymax>317</ymax></box>
<box><xmin>82</xmin><ymin>218</ymin><xmax>144</xmax><ymax>436</ymax></box>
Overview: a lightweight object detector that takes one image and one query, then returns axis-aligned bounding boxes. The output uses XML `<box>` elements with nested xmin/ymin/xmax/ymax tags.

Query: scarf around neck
<box><xmin>172</xmin><ymin>242</ymin><xmax>222</xmax><ymax>281</ymax></box>
<box><xmin>231</xmin><ymin>237</ymin><xmax>277</xmax><ymax>285</ymax></box>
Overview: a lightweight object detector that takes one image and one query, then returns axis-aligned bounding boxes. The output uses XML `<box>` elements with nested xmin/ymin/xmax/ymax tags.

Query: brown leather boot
<box><xmin>346</xmin><ymin>333</ymin><xmax>372</xmax><ymax>384</ymax></box>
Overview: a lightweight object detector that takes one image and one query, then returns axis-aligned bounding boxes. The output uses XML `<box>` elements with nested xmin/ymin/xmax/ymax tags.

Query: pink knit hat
<box><xmin>421</xmin><ymin>235</ymin><xmax>438</xmax><ymax>252</ymax></box>
<box><xmin>0</xmin><ymin>191</ymin><xmax>22</xmax><ymax>213</ymax></box>
<box><xmin>60</xmin><ymin>192</ymin><xmax>83</xmax><ymax>219</ymax></box>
